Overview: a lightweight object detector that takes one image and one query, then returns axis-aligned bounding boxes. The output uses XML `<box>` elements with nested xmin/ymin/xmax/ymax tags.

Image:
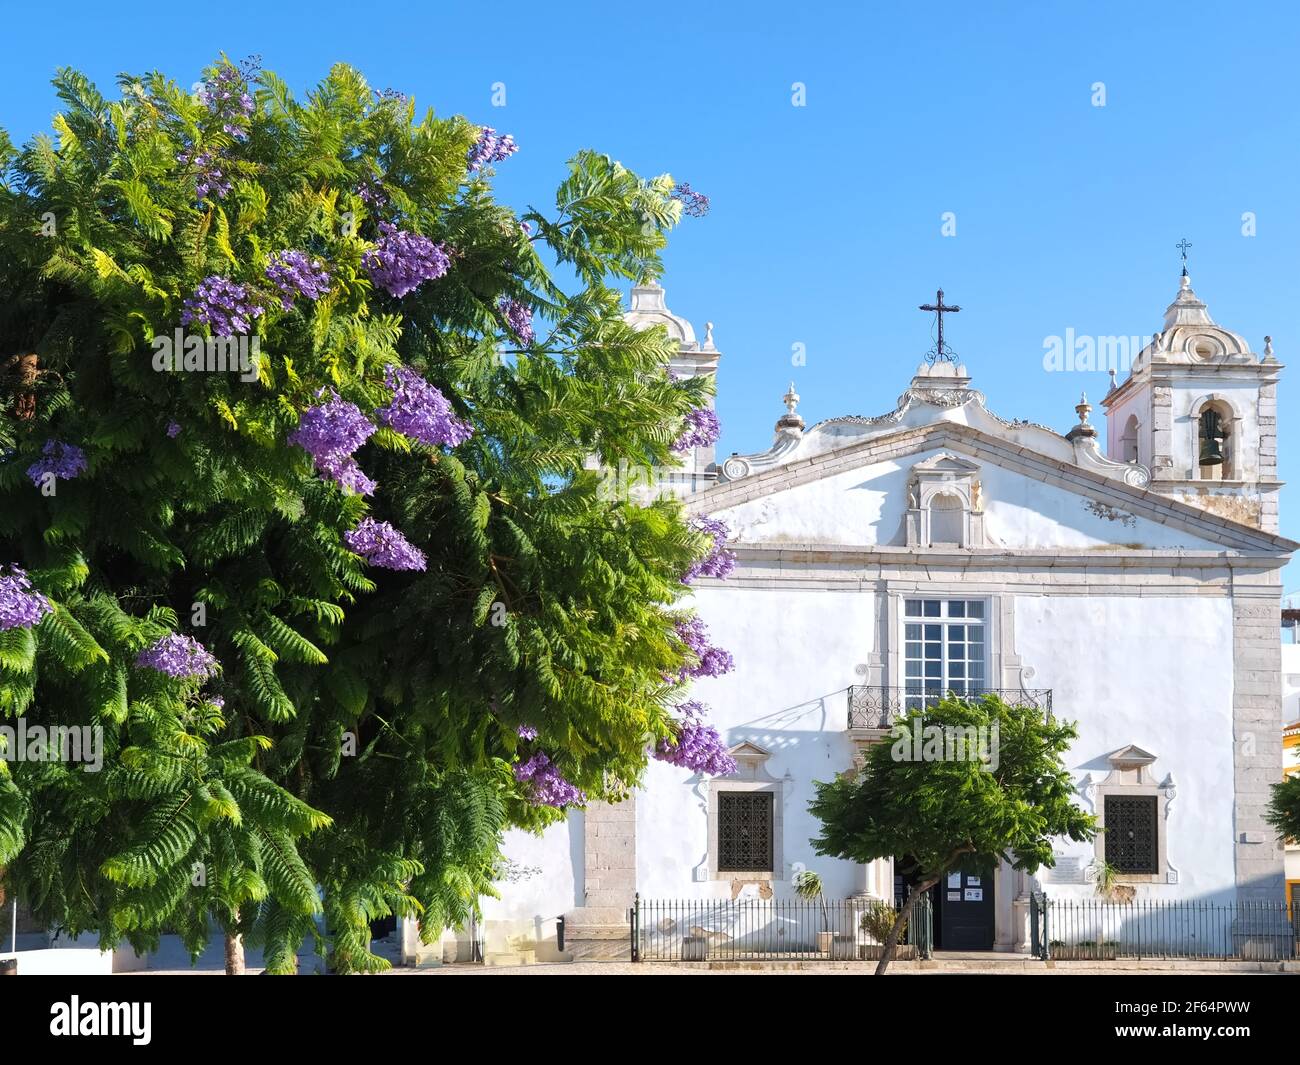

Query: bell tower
<box><xmin>1101</xmin><ymin>271</ymin><xmax>1282</xmax><ymax>531</ymax></box>
<box><xmin>622</xmin><ymin>281</ymin><xmax>721</xmax><ymax>497</ymax></box>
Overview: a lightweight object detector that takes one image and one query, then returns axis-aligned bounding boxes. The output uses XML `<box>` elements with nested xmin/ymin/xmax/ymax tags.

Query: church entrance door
<box><xmin>896</xmin><ymin>858</ymin><xmax>996</xmax><ymax>950</ymax></box>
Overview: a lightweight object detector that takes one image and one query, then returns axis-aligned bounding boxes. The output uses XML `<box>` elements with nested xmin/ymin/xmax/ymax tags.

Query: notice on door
<box><xmin>964</xmin><ymin>887</ymin><xmax>983</xmax><ymax>902</ymax></box>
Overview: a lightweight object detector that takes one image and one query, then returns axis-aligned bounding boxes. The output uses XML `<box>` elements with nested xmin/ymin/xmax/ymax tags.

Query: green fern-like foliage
<box><xmin>0</xmin><ymin>56</ymin><xmax>714</xmax><ymax>972</ymax></box>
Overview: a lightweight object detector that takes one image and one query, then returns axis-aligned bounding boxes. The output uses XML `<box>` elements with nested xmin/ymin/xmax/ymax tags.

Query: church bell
<box><xmin>1198</xmin><ymin>409</ymin><xmax>1225</xmax><ymax>466</ymax></box>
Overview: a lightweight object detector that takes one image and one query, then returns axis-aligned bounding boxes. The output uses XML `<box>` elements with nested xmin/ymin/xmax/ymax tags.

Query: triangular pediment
<box><xmin>911</xmin><ymin>452</ymin><xmax>980</xmax><ymax>476</ymax></box>
<box><xmin>1108</xmin><ymin>745</ymin><xmax>1158</xmax><ymax>769</ymax></box>
<box><xmin>690</xmin><ymin>420</ymin><xmax>1295</xmax><ymax>554</ymax></box>
<box><xmin>728</xmin><ymin>741</ymin><xmax>771</xmax><ymax>761</ymax></box>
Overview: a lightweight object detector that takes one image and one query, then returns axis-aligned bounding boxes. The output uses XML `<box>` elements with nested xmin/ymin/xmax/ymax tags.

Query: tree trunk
<box><xmin>874</xmin><ymin>877</ymin><xmax>938</xmax><ymax>976</ymax></box>
<box><xmin>224</xmin><ymin>931</ymin><xmax>245</xmax><ymax>975</ymax></box>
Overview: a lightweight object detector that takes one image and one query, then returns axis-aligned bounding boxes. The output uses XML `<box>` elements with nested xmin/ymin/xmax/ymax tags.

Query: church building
<box><xmin>464</xmin><ymin>270</ymin><xmax>1293</xmax><ymax>961</ymax></box>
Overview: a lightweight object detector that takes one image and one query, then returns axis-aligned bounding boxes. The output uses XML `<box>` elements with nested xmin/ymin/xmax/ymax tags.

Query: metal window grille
<box><xmin>1105</xmin><ymin>795</ymin><xmax>1159</xmax><ymax>875</ymax></box>
<box><xmin>717</xmin><ymin>792</ymin><xmax>774</xmax><ymax>872</ymax></box>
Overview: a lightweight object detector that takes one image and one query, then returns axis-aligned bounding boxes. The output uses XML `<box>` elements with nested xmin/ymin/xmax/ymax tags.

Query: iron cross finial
<box><xmin>1176</xmin><ymin>238</ymin><xmax>1192</xmax><ymax>276</ymax></box>
<box><xmin>919</xmin><ymin>288</ymin><xmax>961</xmax><ymax>364</ymax></box>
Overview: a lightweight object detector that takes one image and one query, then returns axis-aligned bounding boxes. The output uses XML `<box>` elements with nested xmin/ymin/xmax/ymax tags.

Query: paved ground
<box><xmin>391</xmin><ymin>960</ymin><xmax>1290</xmax><ymax>976</ymax></box>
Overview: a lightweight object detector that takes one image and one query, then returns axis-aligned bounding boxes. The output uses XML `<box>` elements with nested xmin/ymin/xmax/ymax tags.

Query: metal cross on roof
<box><xmin>919</xmin><ymin>288</ymin><xmax>961</xmax><ymax>364</ymax></box>
<box><xmin>1176</xmin><ymin>238</ymin><xmax>1192</xmax><ymax>276</ymax></box>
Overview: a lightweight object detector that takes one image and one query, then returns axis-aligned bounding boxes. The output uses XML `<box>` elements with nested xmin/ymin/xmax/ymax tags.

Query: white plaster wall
<box><xmin>1104</xmin><ymin>388</ymin><xmax>1152</xmax><ymax>468</ymax></box>
<box><xmin>979</xmin><ymin>464</ymin><xmax>1218</xmax><ymax>549</ymax></box>
<box><xmin>714</xmin><ymin>449</ymin><xmax>1222</xmax><ymax>550</ymax></box>
<box><xmin>1015</xmin><ymin>595</ymin><xmax>1237</xmax><ymax>900</ymax></box>
<box><xmin>479</xmin><ymin>821</ymin><xmax>576</xmax><ymax>954</ymax></box>
<box><xmin>1281</xmin><ymin>643</ymin><xmax>1300</xmax><ymax>725</ymax></box>
<box><xmin>634</xmin><ymin>587</ymin><xmax>874</xmax><ymax>899</ymax></box>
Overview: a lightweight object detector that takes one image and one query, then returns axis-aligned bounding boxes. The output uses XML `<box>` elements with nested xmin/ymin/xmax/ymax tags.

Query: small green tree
<box><xmin>809</xmin><ymin>693</ymin><xmax>1095</xmax><ymax>974</ymax></box>
<box><xmin>1265</xmin><ymin>774</ymin><xmax>1300</xmax><ymax>852</ymax></box>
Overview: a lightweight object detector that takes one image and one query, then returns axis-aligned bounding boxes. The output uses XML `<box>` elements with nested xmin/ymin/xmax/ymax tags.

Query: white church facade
<box><xmin>463</xmin><ymin>271</ymin><xmax>1293</xmax><ymax>961</ymax></box>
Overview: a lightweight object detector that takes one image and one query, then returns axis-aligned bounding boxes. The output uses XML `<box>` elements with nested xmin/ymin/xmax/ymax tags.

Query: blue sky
<box><xmin>4</xmin><ymin>1</ymin><xmax>1299</xmax><ymax>582</ymax></box>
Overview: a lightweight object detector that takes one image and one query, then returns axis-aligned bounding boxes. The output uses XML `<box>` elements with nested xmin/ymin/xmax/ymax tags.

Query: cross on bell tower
<box><xmin>919</xmin><ymin>288</ymin><xmax>961</xmax><ymax>363</ymax></box>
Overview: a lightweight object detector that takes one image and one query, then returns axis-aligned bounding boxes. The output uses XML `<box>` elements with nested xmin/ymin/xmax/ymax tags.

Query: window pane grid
<box><xmin>903</xmin><ymin>599</ymin><xmax>986</xmax><ymax>709</ymax></box>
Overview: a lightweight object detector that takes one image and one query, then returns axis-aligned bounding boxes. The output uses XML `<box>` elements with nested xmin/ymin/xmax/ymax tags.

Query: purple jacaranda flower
<box><xmin>672</xmin><ymin>406</ymin><xmax>720</xmax><ymax>451</ymax></box>
<box><xmin>363</xmin><ymin>222</ymin><xmax>451</xmax><ymax>298</ymax></box>
<box><xmin>0</xmin><ymin>565</ymin><xmax>53</xmax><ymax>631</ymax></box>
<box><xmin>654</xmin><ymin>713</ymin><xmax>737</xmax><ymax>776</ymax></box>
<box><xmin>166</xmin><ymin>421</ymin><xmax>182</xmax><ymax>439</ymax></box>
<box><xmin>467</xmin><ymin>127</ymin><xmax>518</xmax><ymax>172</ymax></box>
<box><xmin>343</xmin><ymin>518</ymin><xmax>427</xmax><ymax>571</ymax></box>
<box><xmin>26</xmin><ymin>440</ymin><xmax>87</xmax><ymax>486</ymax></box>
<box><xmin>517</xmin><ymin>724</ymin><xmax>538</xmax><ymax>741</ymax></box>
<box><xmin>671</xmin><ymin>182</ymin><xmax>711</xmax><ymax>218</ymax></box>
<box><xmin>136</xmin><ymin>633</ymin><xmax>219</xmax><ymax>679</ymax></box>
<box><xmin>356</xmin><ymin>178</ymin><xmax>388</xmax><ymax>210</ymax></box>
<box><xmin>265</xmin><ymin>250</ymin><xmax>331</xmax><ymax>310</ymax></box>
<box><xmin>288</xmin><ymin>392</ymin><xmax>377</xmax><ymax>495</ymax></box>
<box><xmin>498</xmin><ymin>298</ymin><xmax>534</xmax><ymax>346</ymax></box>
<box><xmin>674</xmin><ymin>617</ymin><xmax>735</xmax><ymax>680</ymax></box>
<box><xmin>197</xmin><ymin>62</ymin><xmax>256</xmax><ymax>141</ymax></box>
<box><xmin>514</xmin><ymin>751</ymin><xmax>585</xmax><ymax>808</ymax></box>
<box><xmin>375</xmin><ymin>365</ymin><xmax>473</xmax><ymax>448</ymax></box>
<box><xmin>682</xmin><ymin>516</ymin><xmax>736</xmax><ymax>584</ymax></box>
<box><xmin>181</xmin><ymin>276</ymin><xmax>264</xmax><ymax>337</ymax></box>
<box><xmin>176</xmin><ymin>146</ymin><xmax>232</xmax><ymax>200</ymax></box>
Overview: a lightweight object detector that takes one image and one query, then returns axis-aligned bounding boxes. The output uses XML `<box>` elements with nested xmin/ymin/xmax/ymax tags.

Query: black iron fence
<box><xmin>847</xmin><ymin>686</ymin><xmax>1053</xmax><ymax>730</ymax></box>
<box><xmin>632</xmin><ymin>894</ymin><xmax>932</xmax><ymax>962</ymax></box>
<box><xmin>1029</xmin><ymin>893</ymin><xmax>1298</xmax><ymax>960</ymax></box>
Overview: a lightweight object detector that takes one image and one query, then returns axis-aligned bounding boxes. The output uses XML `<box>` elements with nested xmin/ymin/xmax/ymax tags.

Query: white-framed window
<box><xmin>903</xmin><ymin>598</ymin><xmax>986</xmax><ymax>707</ymax></box>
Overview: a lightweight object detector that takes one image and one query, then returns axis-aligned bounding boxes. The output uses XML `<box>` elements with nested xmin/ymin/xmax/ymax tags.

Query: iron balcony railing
<box><xmin>847</xmin><ymin>686</ymin><xmax>1053</xmax><ymax>730</ymax></box>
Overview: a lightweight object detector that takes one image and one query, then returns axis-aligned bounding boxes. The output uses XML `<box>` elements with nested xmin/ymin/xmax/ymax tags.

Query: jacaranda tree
<box><xmin>0</xmin><ymin>56</ymin><xmax>739</xmax><ymax>972</ymax></box>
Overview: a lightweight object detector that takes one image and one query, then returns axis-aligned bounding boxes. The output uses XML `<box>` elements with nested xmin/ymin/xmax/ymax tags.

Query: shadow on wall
<box><xmin>850</xmin><ymin>467</ymin><xmax>909</xmax><ymax>546</ymax></box>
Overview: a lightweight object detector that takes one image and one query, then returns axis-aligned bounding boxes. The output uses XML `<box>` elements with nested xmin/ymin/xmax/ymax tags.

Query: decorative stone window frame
<box><xmin>905</xmin><ymin>453</ymin><xmax>986</xmax><ymax>549</ymax></box>
<box><xmin>1080</xmin><ymin>746</ymin><xmax>1179</xmax><ymax>885</ymax></box>
<box><xmin>1187</xmin><ymin>393</ymin><xmax>1242</xmax><ymax>481</ymax></box>
<box><xmin>706</xmin><ymin>742</ymin><xmax>785</xmax><ymax>882</ymax></box>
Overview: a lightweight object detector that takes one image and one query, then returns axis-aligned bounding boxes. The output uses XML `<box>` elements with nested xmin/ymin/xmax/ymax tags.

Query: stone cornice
<box><xmin>723</xmin><ymin>542</ymin><xmax>1289</xmax><ymax>570</ymax></box>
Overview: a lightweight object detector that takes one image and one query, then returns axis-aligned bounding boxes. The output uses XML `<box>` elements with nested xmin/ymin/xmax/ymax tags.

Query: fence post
<box><xmin>915</xmin><ymin>894</ymin><xmax>933</xmax><ymax>959</ymax></box>
<box><xmin>1041</xmin><ymin>892</ymin><xmax>1050</xmax><ymax>960</ymax></box>
<box><xmin>1029</xmin><ymin>890</ymin><xmax>1040</xmax><ymax>959</ymax></box>
<box><xmin>630</xmin><ymin>893</ymin><xmax>639</xmax><ymax>962</ymax></box>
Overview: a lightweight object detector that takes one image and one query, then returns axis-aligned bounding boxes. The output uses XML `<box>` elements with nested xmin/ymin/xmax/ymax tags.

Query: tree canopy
<box><xmin>0</xmin><ymin>56</ymin><xmax>736</xmax><ymax>971</ymax></box>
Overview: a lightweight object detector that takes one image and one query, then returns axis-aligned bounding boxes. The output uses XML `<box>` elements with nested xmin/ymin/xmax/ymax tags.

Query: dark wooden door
<box><xmin>938</xmin><ymin>868</ymin><xmax>994</xmax><ymax>950</ymax></box>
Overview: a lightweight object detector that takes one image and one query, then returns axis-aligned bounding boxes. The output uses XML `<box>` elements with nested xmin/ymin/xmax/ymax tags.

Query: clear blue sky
<box><xmin>4</xmin><ymin>1</ymin><xmax>1299</xmax><ymax>583</ymax></box>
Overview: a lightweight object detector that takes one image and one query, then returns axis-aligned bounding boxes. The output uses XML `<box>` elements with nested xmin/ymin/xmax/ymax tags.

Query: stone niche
<box><xmin>905</xmin><ymin>453</ymin><xmax>986</xmax><ymax>549</ymax></box>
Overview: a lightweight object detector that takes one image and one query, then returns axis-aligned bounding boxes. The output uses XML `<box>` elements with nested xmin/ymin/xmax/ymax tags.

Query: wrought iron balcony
<box><xmin>847</xmin><ymin>686</ymin><xmax>1053</xmax><ymax>730</ymax></box>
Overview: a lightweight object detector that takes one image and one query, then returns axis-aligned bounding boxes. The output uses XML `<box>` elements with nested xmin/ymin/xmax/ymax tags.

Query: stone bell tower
<box><xmin>1101</xmin><ymin>270</ymin><xmax>1282</xmax><ymax>531</ymax></box>
<box><xmin>622</xmin><ymin>281</ymin><xmax>721</xmax><ymax>498</ymax></box>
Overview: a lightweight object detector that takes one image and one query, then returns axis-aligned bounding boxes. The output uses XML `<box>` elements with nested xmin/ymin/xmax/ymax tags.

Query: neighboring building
<box><xmin>1285</xmin><ymin>715</ymin><xmax>1299</xmax><ymax>912</ymax></box>
<box><xmin>468</xmin><ymin>271</ymin><xmax>1294</xmax><ymax>960</ymax></box>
